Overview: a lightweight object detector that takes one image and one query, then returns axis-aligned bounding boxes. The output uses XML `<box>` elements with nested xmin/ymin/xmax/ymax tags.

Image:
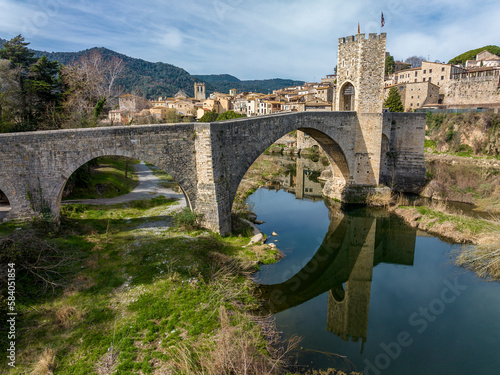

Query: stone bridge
<box><xmin>0</xmin><ymin>33</ymin><xmax>426</xmax><ymax>235</ymax></box>
<box><xmin>0</xmin><ymin>111</ymin><xmax>425</xmax><ymax>235</ymax></box>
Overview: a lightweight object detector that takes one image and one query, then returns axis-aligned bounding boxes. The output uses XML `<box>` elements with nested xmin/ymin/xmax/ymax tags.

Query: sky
<box><xmin>0</xmin><ymin>0</ymin><xmax>499</xmax><ymax>81</ymax></box>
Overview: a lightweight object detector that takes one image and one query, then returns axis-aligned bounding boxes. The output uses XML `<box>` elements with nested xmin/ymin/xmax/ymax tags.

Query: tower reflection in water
<box><xmin>259</xmin><ymin>200</ymin><xmax>417</xmax><ymax>346</ymax></box>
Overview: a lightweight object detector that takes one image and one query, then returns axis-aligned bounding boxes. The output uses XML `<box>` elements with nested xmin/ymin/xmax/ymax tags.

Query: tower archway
<box><xmin>340</xmin><ymin>82</ymin><xmax>355</xmax><ymax>111</ymax></box>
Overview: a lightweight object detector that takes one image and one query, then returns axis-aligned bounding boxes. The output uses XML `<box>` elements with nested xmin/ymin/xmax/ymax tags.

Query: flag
<box><xmin>358</xmin><ymin>23</ymin><xmax>360</xmax><ymax>34</ymax></box>
<box><xmin>381</xmin><ymin>12</ymin><xmax>385</xmax><ymax>27</ymax></box>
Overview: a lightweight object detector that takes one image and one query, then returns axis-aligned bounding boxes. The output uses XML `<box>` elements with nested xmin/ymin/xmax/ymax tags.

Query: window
<box><xmin>423</xmin><ymin>78</ymin><xmax>426</xmax><ymax>82</ymax></box>
<box><xmin>429</xmin><ymin>69</ymin><xmax>433</xmax><ymax>73</ymax></box>
<box><xmin>441</xmin><ymin>67</ymin><xmax>445</xmax><ymax>72</ymax></box>
<box><xmin>428</xmin><ymin>77</ymin><xmax>432</xmax><ymax>82</ymax></box>
<box><xmin>415</xmin><ymin>72</ymin><xmax>418</xmax><ymax>77</ymax></box>
<box><xmin>441</xmin><ymin>76</ymin><xmax>444</xmax><ymax>80</ymax></box>
<box><xmin>423</xmin><ymin>70</ymin><xmax>426</xmax><ymax>74</ymax></box>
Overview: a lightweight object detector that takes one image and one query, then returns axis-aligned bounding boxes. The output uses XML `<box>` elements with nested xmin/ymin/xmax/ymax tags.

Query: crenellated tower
<box><xmin>335</xmin><ymin>33</ymin><xmax>386</xmax><ymax>112</ymax></box>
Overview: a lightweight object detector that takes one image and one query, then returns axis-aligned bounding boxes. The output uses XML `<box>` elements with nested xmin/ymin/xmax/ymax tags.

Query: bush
<box><xmin>174</xmin><ymin>207</ymin><xmax>203</xmax><ymax>230</ymax></box>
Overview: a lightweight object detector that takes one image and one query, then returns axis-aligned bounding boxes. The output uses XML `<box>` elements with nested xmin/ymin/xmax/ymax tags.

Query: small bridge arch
<box><xmin>52</xmin><ymin>150</ymin><xmax>194</xmax><ymax>216</ymax></box>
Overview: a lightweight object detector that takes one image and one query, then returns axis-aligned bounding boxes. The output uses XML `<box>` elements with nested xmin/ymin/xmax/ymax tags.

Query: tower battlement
<box><xmin>338</xmin><ymin>33</ymin><xmax>386</xmax><ymax>44</ymax></box>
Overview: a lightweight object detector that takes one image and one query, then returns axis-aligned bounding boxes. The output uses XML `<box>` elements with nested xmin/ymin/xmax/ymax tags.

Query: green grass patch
<box><xmin>64</xmin><ymin>157</ymin><xmax>139</xmax><ymax>200</ymax></box>
<box><xmin>0</xmin><ymin>196</ymin><xmax>282</xmax><ymax>374</ymax></box>
<box><xmin>415</xmin><ymin>206</ymin><xmax>499</xmax><ymax>236</ymax></box>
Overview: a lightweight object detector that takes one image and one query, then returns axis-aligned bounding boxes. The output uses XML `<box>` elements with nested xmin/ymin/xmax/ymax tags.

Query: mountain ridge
<box><xmin>0</xmin><ymin>37</ymin><xmax>304</xmax><ymax>98</ymax></box>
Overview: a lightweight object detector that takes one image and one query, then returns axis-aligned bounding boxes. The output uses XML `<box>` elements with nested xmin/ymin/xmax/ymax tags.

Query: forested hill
<box><xmin>32</xmin><ymin>47</ymin><xmax>197</xmax><ymax>98</ymax></box>
<box><xmin>0</xmin><ymin>37</ymin><xmax>304</xmax><ymax>98</ymax></box>
<box><xmin>448</xmin><ymin>45</ymin><xmax>500</xmax><ymax>65</ymax></box>
<box><xmin>196</xmin><ymin>74</ymin><xmax>305</xmax><ymax>94</ymax></box>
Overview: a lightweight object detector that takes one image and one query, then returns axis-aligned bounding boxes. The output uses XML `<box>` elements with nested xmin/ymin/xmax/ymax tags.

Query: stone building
<box><xmin>316</xmin><ymin>85</ymin><xmax>335</xmax><ymax>103</ymax></box>
<box><xmin>384</xmin><ymin>81</ymin><xmax>440</xmax><ymax>111</ymax></box>
<box><xmin>466</xmin><ymin>50</ymin><xmax>500</xmax><ymax>68</ymax></box>
<box><xmin>194</xmin><ymin>82</ymin><xmax>206</xmax><ymax>100</ymax></box>
<box><xmin>118</xmin><ymin>94</ymin><xmax>151</xmax><ymax>111</ymax></box>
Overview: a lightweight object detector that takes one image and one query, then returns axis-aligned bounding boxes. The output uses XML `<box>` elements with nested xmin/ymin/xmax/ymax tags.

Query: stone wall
<box><xmin>442</xmin><ymin>76</ymin><xmax>500</xmax><ymax>106</ymax></box>
<box><xmin>381</xmin><ymin>112</ymin><xmax>426</xmax><ymax>193</ymax></box>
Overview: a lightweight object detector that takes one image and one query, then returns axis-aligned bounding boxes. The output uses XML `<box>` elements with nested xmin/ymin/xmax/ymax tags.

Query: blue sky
<box><xmin>1</xmin><ymin>0</ymin><xmax>499</xmax><ymax>81</ymax></box>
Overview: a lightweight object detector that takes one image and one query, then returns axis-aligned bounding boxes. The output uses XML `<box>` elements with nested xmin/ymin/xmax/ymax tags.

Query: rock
<box><xmin>272</xmin><ymin>231</ymin><xmax>278</xmax><ymax>236</ymax></box>
<box><xmin>246</xmin><ymin>233</ymin><xmax>265</xmax><ymax>246</ymax></box>
<box><xmin>254</xmin><ymin>220</ymin><xmax>265</xmax><ymax>225</ymax></box>
<box><xmin>247</xmin><ymin>212</ymin><xmax>257</xmax><ymax>222</ymax></box>
<box><xmin>268</xmin><ymin>243</ymin><xmax>276</xmax><ymax>249</ymax></box>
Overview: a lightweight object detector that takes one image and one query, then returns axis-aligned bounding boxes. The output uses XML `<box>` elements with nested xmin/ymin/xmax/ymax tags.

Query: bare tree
<box><xmin>61</xmin><ymin>50</ymin><xmax>124</xmax><ymax>127</ymax></box>
<box><xmin>404</xmin><ymin>55</ymin><xmax>426</xmax><ymax>68</ymax></box>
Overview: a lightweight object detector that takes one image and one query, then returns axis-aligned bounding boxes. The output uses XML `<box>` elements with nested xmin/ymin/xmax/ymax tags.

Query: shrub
<box><xmin>174</xmin><ymin>207</ymin><xmax>203</xmax><ymax>230</ymax></box>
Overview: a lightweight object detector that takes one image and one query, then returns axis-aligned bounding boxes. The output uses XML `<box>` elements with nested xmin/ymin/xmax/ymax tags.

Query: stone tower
<box><xmin>194</xmin><ymin>82</ymin><xmax>206</xmax><ymax>100</ymax></box>
<box><xmin>335</xmin><ymin>33</ymin><xmax>386</xmax><ymax>112</ymax></box>
<box><xmin>326</xmin><ymin>33</ymin><xmax>387</xmax><ymax>192</ymax></box>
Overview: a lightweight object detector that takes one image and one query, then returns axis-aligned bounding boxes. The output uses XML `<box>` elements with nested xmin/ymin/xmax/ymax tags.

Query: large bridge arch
<box><xmin>209</xmin><ymin>112</ymin><xmax>359</xmax><ymax>210</ymax></box>
<box><xmin>50</xmin><ymin>149</ymin><xmax>194</xmax><ymax>218</ymax></box>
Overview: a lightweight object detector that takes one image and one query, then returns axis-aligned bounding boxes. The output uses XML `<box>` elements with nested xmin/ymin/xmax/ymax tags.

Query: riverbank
<box><xmin>0</xmin><ymin>198</ymin><xmax>294</xmax><ymax>374</ymax></box>
<box><xmin>0</xmin><ymin>161</ymin><xmax>293</xmax><ymax>374</ymax></box>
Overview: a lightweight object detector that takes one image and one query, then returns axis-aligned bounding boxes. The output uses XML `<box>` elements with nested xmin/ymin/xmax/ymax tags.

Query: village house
<box><xmin>466</xmin><ymin>50</ymin><xmax>500</xmax><ymax>68</ymax></box>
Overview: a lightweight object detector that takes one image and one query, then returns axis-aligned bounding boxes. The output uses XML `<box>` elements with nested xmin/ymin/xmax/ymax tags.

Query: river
<box><xmin>246</xmin><ymin>154</ymin><xmax>500</xmax><ymax>374</ymax></box>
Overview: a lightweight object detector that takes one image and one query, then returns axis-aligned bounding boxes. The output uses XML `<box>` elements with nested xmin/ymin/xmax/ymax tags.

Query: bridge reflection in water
<box><xmin>258</xmin><ymin>201</ymin><xmax>416</xmax><ymax>346</ymax></box>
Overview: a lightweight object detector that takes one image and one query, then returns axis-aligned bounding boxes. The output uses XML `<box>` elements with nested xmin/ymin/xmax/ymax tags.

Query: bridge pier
<box><xmin>193</xmin><ymin>124</ymin><xmax>232</xmax><ymax>235</ymax></box>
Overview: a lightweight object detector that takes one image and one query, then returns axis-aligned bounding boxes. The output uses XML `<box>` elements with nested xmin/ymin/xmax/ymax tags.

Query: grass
<box><xmin>389</xmin><ymin>196</ymin><xmax>500</xmax><ymax>279</ymax></box>
<box><xmin>0</xmin><ymin>196</ymin><xmax>289</xmax><ymax>374</ymax></box>
<box><xmin>64</xmin><ymin>157</ymin><xmax>140</xmax><ymax>200</ymax></box>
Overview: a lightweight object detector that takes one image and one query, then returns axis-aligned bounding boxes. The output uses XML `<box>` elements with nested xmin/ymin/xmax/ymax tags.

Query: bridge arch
<box><xmin>49</xmin><ymin>149</ymin><xmax>194</xmax><ymax>218</ymax></box>
<box><xmin>224</xmin><ymin>115</ymin><xmax>355</xmax><ymax>210</ymax></box>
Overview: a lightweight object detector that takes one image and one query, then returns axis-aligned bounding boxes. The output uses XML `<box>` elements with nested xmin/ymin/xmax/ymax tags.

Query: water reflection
<box><xmin>258</xmin><ymin>195</ymin><xmax>417</xmax><ymax>347</ymax></box>
<box><xmin>248</xmin><ymin>154</ymin><xmax>500</xmax><ymax>374</ymax></box>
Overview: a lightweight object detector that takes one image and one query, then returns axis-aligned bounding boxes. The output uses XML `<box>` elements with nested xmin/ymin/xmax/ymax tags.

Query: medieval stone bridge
<box><xmin>0</xmin><ymin>110</ymin><xmax>425</xmax><ymax>235</ymax></box>
<box><xmin>0</xmin><ymin>33</ymin><xmax>427</xmax><ymax>235</ymax></box>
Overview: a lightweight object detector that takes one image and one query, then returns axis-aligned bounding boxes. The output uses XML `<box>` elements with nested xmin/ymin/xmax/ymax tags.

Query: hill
<box><xmin>448</xmin><ymin>45</ymin><xmax>500</xmax><ymax>65</ymax></box>
<box><xmin>32</xmin><ymin>47</ymin><xmax>196</xmax><ymax>98</ymax></box>
<box><xmin>1</xmin><ymin>36</ymin><xmax>304</xmax><ymax>98</ymax></box>
<box><xmin>196</xmin><ymin>74</ymin><xmax>304</xmax><ymax>94</ymax></box>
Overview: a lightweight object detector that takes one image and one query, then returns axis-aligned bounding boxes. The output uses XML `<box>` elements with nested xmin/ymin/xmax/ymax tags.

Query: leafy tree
<box><xmin>0</xmin><ymin>35</ymin><xmax>36</xmax><ymax>68</ymax></box>
<box><xmin>198</xmin><ymin>110</ymin><xmax>219</xmax><ymax>122</ymax></box>
<box><xmin>385</xmin><ymin>55</ymin><xmax>395</xmax><ymax>75</ymax></box>
<box><xmin>26</xmin><ymin>55</ymin><xmax>64</xmax><ymax>127</ymax></box>
<box><xmin>404</xmin><ymin>56</ymin><xmax>425</xmax><ymax>68</ymax></box>
<box><xmin>0</xmin><ymin>35</ymin><xmax>64</xmax><ymax>131</ymax></box>
<box><xmin>384</xmin><ymin>87</ymin><xmax>404</xmax><ymax>112</ymax></box>
<box><xmin>216</xmin><ymin>110</ymin><xmax>246</xmax><ymax>121</ymax></box>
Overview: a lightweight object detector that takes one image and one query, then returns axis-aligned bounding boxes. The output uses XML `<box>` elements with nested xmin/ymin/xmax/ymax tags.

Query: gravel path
<box><xmin>0</xmin><ymin>203</ymin><xmax>9</xmax><ymax>222</ymax></box>
<box><xmin>63</xmin><ymin>161</ymin><xmax>186</xmax><ymax>205</ymax></box>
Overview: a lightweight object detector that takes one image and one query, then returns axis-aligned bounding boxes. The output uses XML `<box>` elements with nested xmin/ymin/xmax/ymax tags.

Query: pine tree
<box><xmin>385</xmin><ymin>55</ymin><xmax>395</xmax><ymax>75</ymax></box>
<box><xmin>384</xmin><ymin>87</ymin><xmax>404</xmax><ymax>112</ymax></box>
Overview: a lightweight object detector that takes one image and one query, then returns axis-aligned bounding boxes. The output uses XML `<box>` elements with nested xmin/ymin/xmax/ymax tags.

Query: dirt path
<box><xmin>63</xmin><ymin>161</ymin><xmax>186</xmax><ymax>205</ymax></box>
